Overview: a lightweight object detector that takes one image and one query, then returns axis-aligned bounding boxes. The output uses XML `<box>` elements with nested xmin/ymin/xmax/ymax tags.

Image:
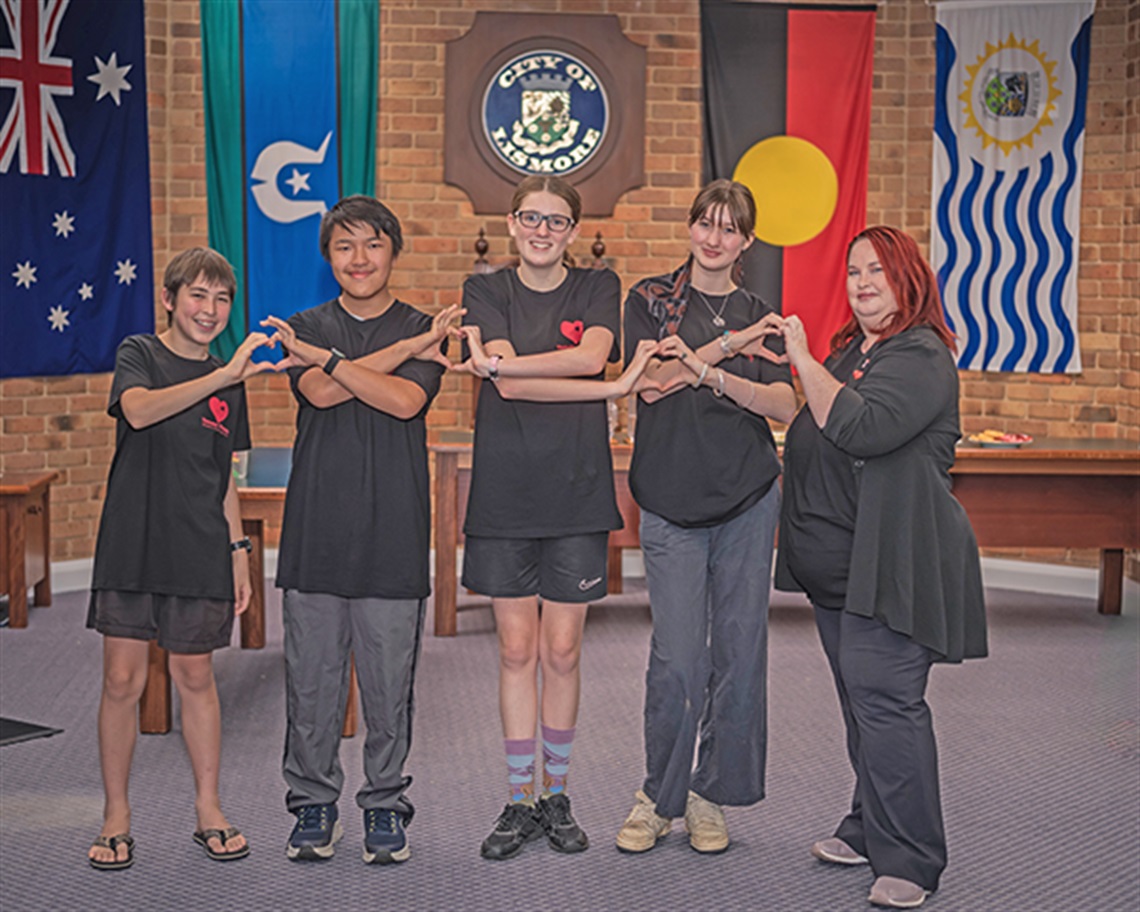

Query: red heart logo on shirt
<box><xmin>209</xmin><ymin>396</ymin><xmax>229</xmax><ymax>424</ymax></box>
<box><xmin>852</xmin><ymin>369</ymin><xmax>864</xmax><ymax>380</ymax></box>
<box><xmin>560</xmin><ymin>320</ymin><xmax>585</xmax><ymax>346</ymax></box>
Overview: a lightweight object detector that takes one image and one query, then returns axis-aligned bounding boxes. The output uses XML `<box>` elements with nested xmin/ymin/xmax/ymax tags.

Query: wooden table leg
<box><xmin>140</xmin><ymin>641</ymin><xmax>172</xmax><ymax>734</ymax></box>
<box><xmin>433</xmin><ymin>450</ymin><xmax>459</xmax><ymax>637</ymax></box>
<box><xmin>32</xmin><ymin>485</ymin><xmax>51</xmax><ymax>607</ymax></box>
<box><xmin>607</xmin><ymin>544</ymin><xmax>623</xmax><ymax>595</ymax></box>
<box><xmin>343</xmin><ymin>654</ymin><xmax>358</xmax><ymax>738</ymax></box>
<box><xmin>1098</xmin><ymin>548</ymin><xmax>1124</xmax><ymax>616</ymax></box>
<box><xmin>240</xmin><ymin>517</ymin><xmax>266</xmax><ymax>648</ymax></box>
<box><xmin>2</xmin><ymin>497</ymin><xmax>28</xmax><ymax>628</ymax></box>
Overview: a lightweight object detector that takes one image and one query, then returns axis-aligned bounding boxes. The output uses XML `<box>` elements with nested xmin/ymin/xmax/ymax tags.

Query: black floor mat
<box><xmin>0</xmin><ymin>717</ymin><xmax>62</xmax><ymax>747</ymax></box>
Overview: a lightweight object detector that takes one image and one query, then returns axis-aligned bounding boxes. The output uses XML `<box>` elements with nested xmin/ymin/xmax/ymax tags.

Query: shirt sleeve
<box><xmin>286</xmin><ymin>309</ymin><xmax>322</xmax><ymax>401</ymax></box>
<box><xmin>583</xmin><ymin>269</ymin><xmax>622</xmax><ymax>362</ymax></box>
<box><xmin>108</xmin><ymin>336</ymin><xmax>153</xmax><ymax>418</ymax></box>
<box><xmin>823</xmin><ymin>337</ymin><xmax>957</xmax><ymax>458</ymax></box>
<box><xmin>462</xmin><ymin>273</ymin><xmax>510</xmax><ymax>344</ymax></box>
<box><xmin>622</xmin><ymin>286</ymin><xmax>659</xmax><ymax>366</ymax></box>
<box><xmin>232</xmin><ymin>384</ymin><xmax>252</xmax><ymax>451</ymax></box>
<box><xmin>391</xmin><ymin>308</ymin><xmax>444</xmax><ymax>410</ymax></box>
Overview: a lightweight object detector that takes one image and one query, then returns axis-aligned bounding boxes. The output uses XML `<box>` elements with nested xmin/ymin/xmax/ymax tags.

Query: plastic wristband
<box><xmin>230</xmin><ymin>537</ymin><xmax>252</xmax><ymax>553</ymax></box>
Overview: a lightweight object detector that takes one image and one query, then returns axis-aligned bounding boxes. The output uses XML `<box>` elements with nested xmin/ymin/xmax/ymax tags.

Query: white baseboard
<box><xmin>44</xmin><ymin>551</ymin><xmax>1137</xmax><ymax>612</ymax></box>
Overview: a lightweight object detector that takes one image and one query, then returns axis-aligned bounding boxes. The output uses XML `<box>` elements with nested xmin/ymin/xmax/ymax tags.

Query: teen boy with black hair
<box><xmin>263</xmin><ymin>195</ymin><xmax>460</xmax><ymax>864</ymax></box>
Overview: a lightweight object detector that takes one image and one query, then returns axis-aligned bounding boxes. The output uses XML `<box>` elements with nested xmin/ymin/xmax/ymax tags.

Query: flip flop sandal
<box><xmin>192</xmin><ymin>826</ymin><xmax>250</xmax><ymax>861</ymax></box>
<box><xmin>89</xmin><ymin>833</ymin><xmax>134</xmax><ymax>871</ymax></box>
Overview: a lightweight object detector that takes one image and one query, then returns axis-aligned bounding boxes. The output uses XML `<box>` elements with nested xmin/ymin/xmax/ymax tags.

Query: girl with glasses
<box><xmin>455</xmin><ymin>175</ymin><xmax>659</xmax><ymax>861</ymax></box>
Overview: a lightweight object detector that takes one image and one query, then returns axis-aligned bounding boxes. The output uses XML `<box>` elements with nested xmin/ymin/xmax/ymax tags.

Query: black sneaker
<box><xmin>480</xmin><ymin>802</ymin><xmax>543</xmax><ymax>860</ymax></box>
<box><xmin>538</xmin><ymin>793</ymin><xmax>589</xmax><ymax>853</ymax></box>
<box><xmin>286</xmin><ymin>804</ymin><xmax>341</xmax><ymax>860</ymax></box>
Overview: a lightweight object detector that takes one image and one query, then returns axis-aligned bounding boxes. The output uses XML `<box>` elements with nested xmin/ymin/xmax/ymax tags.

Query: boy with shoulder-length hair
<box><xmin>262</xmin><ymin>195</ymin><xmax>461</xmax><ymax>865</ymax></box>
<box><xmin>87</xmin><ymin>247</ymin><xmax>278</xmax><ymax>870</ymax></box>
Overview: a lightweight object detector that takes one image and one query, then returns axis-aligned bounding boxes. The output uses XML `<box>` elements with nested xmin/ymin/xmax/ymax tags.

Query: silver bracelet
<box><xmin>719</xmin><ymin>333</ymin><xmax>734</xmax><ymax>357</ymax></box>
<box><xmin>694</xmin><ymin>361</ymin><xmax>710</xmax><ymax>387</ymax></box>
<box><xmin>714</xmin><ymin>369</ymin><xmax>726</xmax><ymax>397</ymax></box>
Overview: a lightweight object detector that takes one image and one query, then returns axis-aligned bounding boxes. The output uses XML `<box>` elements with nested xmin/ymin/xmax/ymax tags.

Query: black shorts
<box><xmin>462</xmin><ymin>533</ymin><xmax>609</xmax><ymax>604</ymax></box>
<box><xmin>87</xmin><ymin>589</ymin><xmax>234</xmax><ymax>654</ymax></box>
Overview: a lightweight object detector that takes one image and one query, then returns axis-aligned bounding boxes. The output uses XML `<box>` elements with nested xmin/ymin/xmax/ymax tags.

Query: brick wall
<box><xmin>1</xmin><ymin>0</ymin><xmax>1135</xmax><ymax>567</ymax></box>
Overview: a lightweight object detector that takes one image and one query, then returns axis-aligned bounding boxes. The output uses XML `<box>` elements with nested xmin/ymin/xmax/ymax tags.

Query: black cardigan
<box><xmin>776</xmin><ymin>326</ymin><xmax>988</xmax><ymax>663</ymax></box>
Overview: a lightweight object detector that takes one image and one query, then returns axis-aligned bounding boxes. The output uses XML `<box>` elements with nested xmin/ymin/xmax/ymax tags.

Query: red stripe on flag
<box><xmin>783</xmin><ymin>9</ymin><xmax>875</xmax><ymax>361</ymax></box>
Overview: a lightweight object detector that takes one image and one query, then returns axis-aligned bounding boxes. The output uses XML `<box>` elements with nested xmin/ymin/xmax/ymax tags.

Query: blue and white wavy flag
<box><xmin>932</xmin><ymin>1</ymin><xmax>1093</xmax><ymax>373</ymax></box>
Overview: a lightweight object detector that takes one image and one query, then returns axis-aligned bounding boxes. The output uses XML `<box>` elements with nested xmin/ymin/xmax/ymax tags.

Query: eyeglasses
<box><xmin>512</xmin><ymin>210</ymin><xmax>575</xmax><ymax>233</ymax></box>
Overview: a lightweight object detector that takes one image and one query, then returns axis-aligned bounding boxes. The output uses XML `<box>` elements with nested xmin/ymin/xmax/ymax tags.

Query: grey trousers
<box><xmin>282</xmin><ymin>590</ymin><xmax>425</xmax><ymax>820</ymax></box>
<box><xmin>639</xmin><ymin>486</ymin><xmax>779</xmax><ymax>819</ymax></box>
<box><xmin>814</xmin><ymin>605</ymin><xmax>946</xmax><ymax>892</ymax></box>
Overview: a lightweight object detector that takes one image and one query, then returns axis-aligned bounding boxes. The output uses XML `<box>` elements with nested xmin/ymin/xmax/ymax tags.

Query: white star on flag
<box><xmin>115</xmin><ymin>258</ymin><xmax>138</xmax><ymax>285</ymax></box>
<box><xmin>79</xmin><ymin>282</ymin><xmax>94</xmax><ymax>300</ymax></box>
<box><xmin>88</xmin><ymin>52</ymin><xmax>132</xmax><ymax>106</ymax></box>
<box><xmin>53</xmin><ymin>211</ymin><xmax>76</xmax><ymax>237</ymax></box>
<box><xmin>285</xmin><ymin>168</ymin><xmax>312</xmax><ymax>196</ymax></box>
<box><xmin>13</xmin><ymin>261</ymin><xmax>37</xmax><ymax>288</ymax></box>
<box><xmin>48</xmin><ymin>305</ymin><xmax>71</xmax><ymax>332</ymax></box>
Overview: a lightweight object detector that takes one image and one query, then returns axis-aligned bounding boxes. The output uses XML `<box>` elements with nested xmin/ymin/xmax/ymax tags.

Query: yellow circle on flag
<box><xmin>732</xmin><ymin>136</ymin><xmax>838</xmax><ymax>247</ymax></box>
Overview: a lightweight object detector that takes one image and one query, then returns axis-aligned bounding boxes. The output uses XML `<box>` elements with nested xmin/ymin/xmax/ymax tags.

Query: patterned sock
<box><xmin>541</xmin><ymin>724</ymin><xmax>575</xmax><ymax>796</ymax></box>
<box><xmin>505</xmin><ymin>737</ymin><xmax>536</xmax><ymax>804</ymax></box>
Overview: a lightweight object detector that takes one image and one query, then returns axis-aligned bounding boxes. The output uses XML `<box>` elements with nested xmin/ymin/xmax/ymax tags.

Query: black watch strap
<box><xmin>323</xmin><ymin>347</ymin><xmax>345</xmax><ymax>375</ymax></box>
<box><xmin>230</xmin><ymin>537</ymin><xmax>252</xmax><ymax>553</ymax></box>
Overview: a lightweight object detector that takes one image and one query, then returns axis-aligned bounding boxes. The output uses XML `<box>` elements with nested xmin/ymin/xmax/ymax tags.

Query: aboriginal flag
<box><xmin>701</xmin><ymin>1</ymin><xmax>875</xmax><ymax>362</ymax></box>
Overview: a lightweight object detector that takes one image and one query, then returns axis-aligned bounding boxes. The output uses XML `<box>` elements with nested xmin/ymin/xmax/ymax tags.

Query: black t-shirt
<box><xmin>462</xmin><ymin>267</ymin><xmax>622</xmax><ymax>538</ymax></box>
<box><xmin>624</xmin><ymin>283</ymin><xmax>792</xmax><ymax>528</ymax></box>
<box><xmin>275</xmin><ymin>299</ymin><xmax>444</xmax><ymax>599</ymax></box>
<box><xmin>91</xmin><ymin>334</ymin><xmax>251</xmax><ymax>600</ymax></box>
<box><xmin>779</xmin><ymin>340</ymin><xmax>866</xmax><ymax>607</ymax></box>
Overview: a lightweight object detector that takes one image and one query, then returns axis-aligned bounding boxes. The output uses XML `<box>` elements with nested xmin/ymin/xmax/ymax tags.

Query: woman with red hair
<box><xmin>776</xmin><ymin>227</ymin><xmax>987</xmax><ymax>909</ymax></box>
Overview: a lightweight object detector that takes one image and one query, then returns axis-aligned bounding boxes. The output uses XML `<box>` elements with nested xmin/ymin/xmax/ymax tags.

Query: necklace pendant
<box><xmin>712</xmin><ymin>315</ymin><xmax>725</xmax><ymax>328</ymax></box>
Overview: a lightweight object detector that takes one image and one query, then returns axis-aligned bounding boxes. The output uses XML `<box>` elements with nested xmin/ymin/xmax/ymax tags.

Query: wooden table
<box><xmin>950</xmin><ymin>438</ymin><xmax>1139</xmax><ymax>614</ymax></box>
<box><xmin>0</xmin><ymin>471</ymin><xmax>58</xmax><ymax>628</ymax></box>
<box><xmin>430</xmin><ymin>438</ymin><xmax>1139</xmax><ymax>636</ymax></box>
<box><xmin>139</xmin><ymin>448</ymin><xmax>358</xmax><ymax>736</ymax></box>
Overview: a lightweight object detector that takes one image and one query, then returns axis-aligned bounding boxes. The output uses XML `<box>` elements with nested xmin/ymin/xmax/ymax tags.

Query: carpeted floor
<box><xmin>1</xmin><ymin>580</ymin><xmax>1137</xmax><ymax>911</ymax></box>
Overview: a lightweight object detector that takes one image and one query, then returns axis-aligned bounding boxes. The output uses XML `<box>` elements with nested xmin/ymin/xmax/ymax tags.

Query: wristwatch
<box><xmin>487</xmin><ymin>354</ymin><xmax>502</xmax><ymax>382</ymax></box>
<box><xmin>230</xmin><ymin>537</ymin><xmax>253</xmax><ymax>553</ymax></box>
<box><xmin>322</xmin><ymin>347</ymin><xmax>346</xmax><ymax>375</ymax></box>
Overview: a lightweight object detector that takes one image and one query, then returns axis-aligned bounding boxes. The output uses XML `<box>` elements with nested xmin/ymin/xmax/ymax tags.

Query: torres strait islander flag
<box><xmin>201</xmin><ymin>0</ymin><xmax>378</xmax><ymax>361</ymax></box>
<box><xmin>0</xmin><ymin>0</ymin><xmax>153</xmax><ymax>378</ymax></box>
<box><xmin>701</xmin><ymin>1</ymin><xmax>875</xmax><ymax>362</ymax></box>
<box><xmin>933</xmin><ymin>1</ymin><xmax>1094</xmax><ymax>373</ymax></box>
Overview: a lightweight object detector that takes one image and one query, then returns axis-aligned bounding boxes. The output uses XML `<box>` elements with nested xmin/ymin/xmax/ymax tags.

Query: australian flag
<box><xmin>0</xmin><ymin>0</ymin><xmax>153</xmax><ymax>378</ymax></box>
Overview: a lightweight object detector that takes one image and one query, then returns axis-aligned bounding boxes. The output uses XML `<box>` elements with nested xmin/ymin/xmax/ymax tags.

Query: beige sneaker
<box><xmin>684</xmin><ymin>790</ymin><xmax>729</xmax><ymax>854</ymax></box>
<box><xmin>615</xmin><ymin>790</ymin><xmax>671</xmax><ymax>853</ymax></box>
<box><xmin>811</xmin><ymin>837</ymin><xmax>869</xmax><ymax>866</ymax></box>
<box><xmin>868</xmin><ymin>875</ymin><xmax>929</xmax><ymax>909</ymax></box>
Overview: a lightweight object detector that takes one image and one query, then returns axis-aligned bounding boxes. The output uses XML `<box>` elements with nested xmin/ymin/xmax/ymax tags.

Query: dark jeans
<box><xmin>814</xmin><ymin>606</ymin><xmax>946</xmax><ymax>891</ymax></box>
